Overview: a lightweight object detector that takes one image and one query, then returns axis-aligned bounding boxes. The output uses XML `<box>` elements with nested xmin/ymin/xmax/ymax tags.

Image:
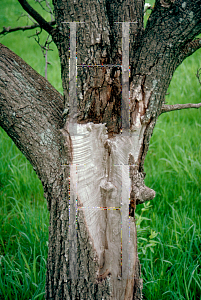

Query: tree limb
<box><xmin>0</xmin><ymin>21</ymin><xmax>56</xmax><ymax>35</ymax></box>
<box><xmin>161</xmin><ymin>102</ymin><xmax>201</xmax><ymax>114</ymax></box>
<box><xmin>130</xmin><ymin>0</ymin><xmax>201</xmax><ymax>128</ymax></box>
<box><xmin>18</xmin><ymin>0</ymin><xmax>54</xmax><ymax>35</ymax></box>
<box><xmin>143</xmin><ymin>1</ymin><xmax>201</xmax><ymax>72</ymax></box>
<box><xmin>0</xmin><ymin>43</ymin><xmax>64</xmax><ymax>186</ymax></box>
<box><xmin>177</xmin><ymin>38</ymin><xmax>201</xmax><ymax>67</ymax></box>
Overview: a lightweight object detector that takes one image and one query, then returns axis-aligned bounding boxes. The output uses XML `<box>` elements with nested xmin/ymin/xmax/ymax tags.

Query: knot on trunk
<box><xmin>130</xmin><ymin>168</ymin><xmax>155</xmax><ymax>216</ymax></box>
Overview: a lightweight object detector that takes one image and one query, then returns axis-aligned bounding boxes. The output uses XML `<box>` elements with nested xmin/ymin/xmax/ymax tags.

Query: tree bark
<box><xmin>0</xmin><ymin>43</ymin><xmax>63</xmax><ymax>193</ymax></box>
<box><xmin>1</xmin><ymin>0</ymin><xmax>201</xmax><ymax>299</ymax></box>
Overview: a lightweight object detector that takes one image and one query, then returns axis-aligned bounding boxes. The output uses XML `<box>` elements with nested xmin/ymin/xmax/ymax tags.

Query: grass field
<box><xmin>0</xmin><ymin>1</ymin><xmax>201</xmax><ymax>299</ymax></box>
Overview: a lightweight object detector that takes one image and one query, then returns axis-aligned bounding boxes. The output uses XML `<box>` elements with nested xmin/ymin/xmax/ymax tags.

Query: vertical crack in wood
<box><xmin>69</xmin><ymin>22</ymin><xmax>77</xmax><ymax>135</ymax></box>
<box><xmin>122</xmin><ymin>22</ymin><xmax>130</xmax><ymax>133</ymax></box>
<box><xmin>69</xmin><ymin>163</ymin><xmax>77</xmax><ymax>279</ymax></box>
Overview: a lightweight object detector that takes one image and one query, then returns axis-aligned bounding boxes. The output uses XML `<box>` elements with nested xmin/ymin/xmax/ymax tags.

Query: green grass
<box><xmin>0</xmin><ymin>2</ymin><xmax>53</xmax><ymax>298</ymax></box>
<box><xmin>0</xmin><ymin>128</ymin><xmax>49</xmax><ymax>300</ymax></box>
<box><xmin>139</xmin><ymin>43</ymin><xmax>201</xmax><ymax>298</ymax></box>
<box><xmin>1</xmin><ymin>1</ymin><xmax>201</xmax><ymax>299</ymax></box>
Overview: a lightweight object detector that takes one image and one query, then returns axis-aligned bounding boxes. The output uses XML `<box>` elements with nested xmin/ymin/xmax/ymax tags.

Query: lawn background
<box><xmin>0</xmin><ymin>1</ymin><xmax>200</xmax><ymax>299</ymax></box>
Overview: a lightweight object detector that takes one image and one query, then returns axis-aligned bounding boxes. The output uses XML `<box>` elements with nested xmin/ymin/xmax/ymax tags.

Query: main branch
<box><xmin>0</xmin><ymin>43</ymin><xmax>63</xmax><ymax>188</ymax></box>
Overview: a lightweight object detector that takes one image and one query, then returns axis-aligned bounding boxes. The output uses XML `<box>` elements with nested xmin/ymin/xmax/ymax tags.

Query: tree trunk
<box><xmin>1</xmin><ymin>0</ymin><xmax>201</xmax><ymax>299</ymax></box>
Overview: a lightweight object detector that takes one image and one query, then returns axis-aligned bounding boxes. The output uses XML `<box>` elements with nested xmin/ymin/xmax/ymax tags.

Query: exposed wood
<box><xmin>64</xmin><ymin>120</ymin><xmax>154</xmax><ymax>299</ymax></box>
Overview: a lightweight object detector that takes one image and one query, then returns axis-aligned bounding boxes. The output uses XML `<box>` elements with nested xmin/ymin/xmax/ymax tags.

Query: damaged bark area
<box><xmin>76</xmin><ymin>65</ymin><xmax>122</xmax><ymax>135</ymax></box>
<box><xmin>64</xmin><ymin>65</ymin><xmax>157</xmax><ymax>296</ymax></box>
<box><xmin>128</xmin><ymin>153</ymin><xmax>155</xmax><ymax>217</ymax></box>
<box><xmin>68</xmin><ymin>122</ymin><xmax>151</xmax><ymax>299</ymax></box>
<box><xmin>52</xmin><ymin>1</ymin><xmax>156</xmax><ymax>297</ymax></box>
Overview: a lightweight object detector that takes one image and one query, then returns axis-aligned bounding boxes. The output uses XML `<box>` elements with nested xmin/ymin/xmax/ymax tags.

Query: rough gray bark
<box><xmin>0</xmin><ymin>44</ymin><xmax>63</xmax><ymax>191</ymax></box>
<box><xmin>1</xmin><ymin>0</ymin><xmax>201</xmax><ymax>299</ymax></box>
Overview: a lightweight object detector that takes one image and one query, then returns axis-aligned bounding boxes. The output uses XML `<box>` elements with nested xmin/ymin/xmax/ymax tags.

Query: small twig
<box><xmin>28</xmin><ymin>27</ymin><xmax>42</xmax><ymax>38</ymax></box>
<box><xmin>35</xmin><ymin>0</ymin><xmax>53</xmax><ymax>18</ymax></box>
<box><xmin>26</xmin><ymin>13</ymin><xmax>37</xmax><ymax>24</ymax></box>
<box><xmin>0</xmin><ymin>21</ymin><xmax>55</xmax><ymax>36</ymax></box>
<box><xmin>45</xmin><ymin>0</ymin><xmax>54</xmax><ymax>21</ymax></box>
<box><xmin>44</xmin><ymin>35</ymin><xmax>52</xmax><ymax>80</ymax></box>
<box><xmin>161</xmin><ymin>102</ymin><xmax>201</xmax><ymax>114</ymax></box>
<box><xmin>17</xmin><ymin>12</ymin><xmax>36</xmax><ymax>25</ymax></box>
<box><xmin>196</xmin><ymin>68</ymin><xmax>201</xmax><ymax>85</ymax></box>
<box><xmin>33</xmin><ymin>32</ymin><xmax>53</xmax><ymax>80</ymax></box>
<box><xmin>17</xmin><ymin>0</ymin><xmax>54</xmax><ymax>35</ymax></box>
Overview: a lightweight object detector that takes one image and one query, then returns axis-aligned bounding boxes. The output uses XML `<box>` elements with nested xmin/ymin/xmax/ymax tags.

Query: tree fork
<box><xmin>47</xmin><ymin>0</ymin><xmax>201</xmax><ymax>295</ymax></box>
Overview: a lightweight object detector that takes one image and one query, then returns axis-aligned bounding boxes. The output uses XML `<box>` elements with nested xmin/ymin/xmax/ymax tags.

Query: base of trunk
<box><xmin>46</xmin><ymin>122</ymin><xmax>144</xmax><ymax>299</ymax></box>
